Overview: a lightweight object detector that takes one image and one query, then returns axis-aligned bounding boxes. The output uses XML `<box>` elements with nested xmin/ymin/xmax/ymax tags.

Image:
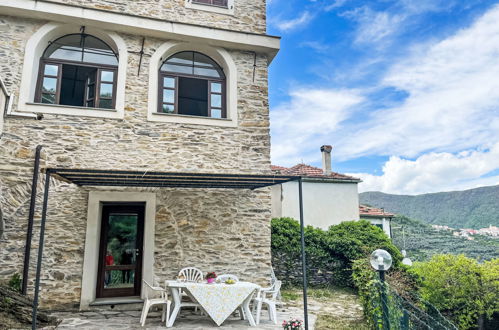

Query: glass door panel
<box><xmin>97</xmin><ymin>204</ymin><xmax>144</xmax><ymax>298</ymax></box>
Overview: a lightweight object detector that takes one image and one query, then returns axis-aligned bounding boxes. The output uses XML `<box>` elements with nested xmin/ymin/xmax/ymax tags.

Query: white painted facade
<box><xmin>272</xmin><ymin>179</ymin><xmax>360</xmax><ymax>230</ymax></box>
<box><xmin>364</xmin><ymin>217</ymin><xmax>392</xmax><ymax>238</ymax></box>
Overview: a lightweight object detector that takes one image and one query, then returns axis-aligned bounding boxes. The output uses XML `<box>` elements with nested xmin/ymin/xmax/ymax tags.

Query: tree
<box><xmin>411</xmin><ymin>254</ymin><xmax>499</xmax><ymax>329</ymax></box>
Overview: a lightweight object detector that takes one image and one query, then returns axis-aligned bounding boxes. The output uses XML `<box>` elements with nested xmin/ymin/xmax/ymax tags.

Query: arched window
<box><xmin>159</xmin><ymin>51</ymin><xmax>226</xmax><ymax>118</ymax></box>
<box><xmin>35</xmin><ymin>33</ymin><xmax>118</xmax><ymax>109</ymax></box>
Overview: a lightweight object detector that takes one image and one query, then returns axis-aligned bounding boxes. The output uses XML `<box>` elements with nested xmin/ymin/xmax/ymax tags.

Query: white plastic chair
<box><xmin>178</xmin><ymin>267</ymin><xmax>203</xmax><ymax>282</ymax></box>
<box><xmin>216</xmin><ymin>274</ymin><xmax>239</xmax><ymax>283</ymax></box>
<box><xmin>177</xmin><ymin>267</ymin><xmax>203</xmax><ymax>313</ymax></box>
<box><xmin>270</xmin><ymin>267</ymin><xmax>283</xmax><ymax>306</ymax></box>
<box><xmin>140</xmin><ymin>280</ymin><xmax>171</xmax><ymax>327</ymax></box>
<box><xmin>253</xmin><ymin>280</ymin><xmax>282</xmax><ymax>325</ymax></box>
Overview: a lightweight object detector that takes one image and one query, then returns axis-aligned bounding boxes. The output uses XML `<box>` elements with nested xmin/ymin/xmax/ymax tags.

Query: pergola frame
<box><xmin>28</xmin><ymin>167</ymin><xmax>310</xmax><ymax>329</ymax></box>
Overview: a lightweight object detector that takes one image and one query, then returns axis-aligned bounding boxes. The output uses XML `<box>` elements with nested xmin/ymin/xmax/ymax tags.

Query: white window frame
<box><xmin>185</xmin><ymin>0</ymin><xmax>235</xmax><ymax>16</ymax></box>
<box><xmin>17</xmin><ymin>23</ymin><xmax>128</xmax><ymax>119</ymax></box>
<box><xmin>148</xmin><ymin>42</ymin><xmax>238</xmax><ymax>127</ymax></box>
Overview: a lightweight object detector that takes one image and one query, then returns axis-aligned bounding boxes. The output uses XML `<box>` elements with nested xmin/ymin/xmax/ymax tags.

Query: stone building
<box><xmin>0</xmin><ymin>0</ymin><xmax>279</xmax><ymax>310</ymax></box>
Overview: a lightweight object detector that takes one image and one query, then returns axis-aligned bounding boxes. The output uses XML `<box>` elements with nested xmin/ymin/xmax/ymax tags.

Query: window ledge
<box><xmin>23</xmin><ymin>102</ymin><xmax>123</xmax><ymax>119</ymax></box>
<box><xmin>149</xmin><ymin>111</ymin><xmax>237</xmax><ymax>127</ymax></box>
<box><xmin>185</xmin><ymin>0</ymin><xmax>235</xmax><ymax>16</ymax></box>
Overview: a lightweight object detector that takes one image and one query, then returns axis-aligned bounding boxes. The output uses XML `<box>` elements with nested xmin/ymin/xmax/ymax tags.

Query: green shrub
<box><xmin>8</xmin><ymin>273</ymin><xmax>21</xmax><ymax>292</ymax></box>
<box><xmin>411</xmin><ymin>254</ymin><xmax>499</xmax><ymax>329</ymax></box>
<box><xmin>271</xmin><ymin>218</ymin><xmax>402</xmax><ymax>287</ymax></box>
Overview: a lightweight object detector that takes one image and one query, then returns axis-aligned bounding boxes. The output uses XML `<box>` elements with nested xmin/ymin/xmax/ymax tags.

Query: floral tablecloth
<box><xmin>172</xmin><ymin>281</ymin><xmax>259</xmax><ymax>326</ymax></box>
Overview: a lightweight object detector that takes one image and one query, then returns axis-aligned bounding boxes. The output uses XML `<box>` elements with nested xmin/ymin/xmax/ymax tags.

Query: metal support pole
<box><xmin>31</xmin><ymin>171</ymin><xmax>51</xmax><ymax>330</ymax></box>
<box><xmin>22</xmin><ymin>145</ymin><xmax>43</xmax><ymax>295</ymax></box>
<box><xmin>379</xmin><ymin>269</ymin><xmax>390</xmax><ymax>330</ymax></box>
<box><xmin>298</xmin><ymin>178</ymin><xmax>309</xmax><ymax>330</ymax></box>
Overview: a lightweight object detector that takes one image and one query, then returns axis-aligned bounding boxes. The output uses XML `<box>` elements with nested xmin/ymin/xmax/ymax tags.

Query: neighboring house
<box><xmin>359</xmin><ymin>205</ymin><xmax>395</xmax><ymax>238</ymax></box>
<box><xmin>0</xmin><ymin>0</ymin><xmax>279</xmax><ymax>310</ymax></box>
<box><xmin>271</xmin><ymin>145</ymin><xmax>362</xmax><ymax>229</ymax></box>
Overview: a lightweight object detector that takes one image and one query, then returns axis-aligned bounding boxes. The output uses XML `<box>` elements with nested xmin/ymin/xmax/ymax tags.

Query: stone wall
<box><xmin>45</xmin><ymin>0</ymin><xmax>267</xmax><ymax>34</ymax></box>
<box><xmin>0</xmin><ymin>14</ymin><xmax>273</xmax><ymax>308</ymax></box>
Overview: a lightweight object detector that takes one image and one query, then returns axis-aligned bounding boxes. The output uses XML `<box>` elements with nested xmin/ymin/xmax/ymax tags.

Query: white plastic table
<box><xmin>165</xmin><ymin>280</ymin><xmax>260</xmax><ymax>327</ymax></box>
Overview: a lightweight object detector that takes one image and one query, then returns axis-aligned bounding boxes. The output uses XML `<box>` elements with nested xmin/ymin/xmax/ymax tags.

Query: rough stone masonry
<box><xmin>0</xmin><ymin>0</ymin><xmax>275</xmax><ymax>309</ymax></box>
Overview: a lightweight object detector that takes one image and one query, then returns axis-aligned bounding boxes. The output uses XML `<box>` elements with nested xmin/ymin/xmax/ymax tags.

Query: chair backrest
<box><xmin>270</xmin><ymin>266</ymin><xmax>277</xmax><ymax>284</ymax></box>
<box><xmin>217</xmin><ymin>274</ymin><xmax>239</xmax><ymax>283</ymax></box>
<box><xmin>264</xmin><ymin>280</ymin><xmax>282</xmax><ymax>300</ymax></box>
<box><xmin>142</xmin><ymin>280</ymin><xmax>164</xmax><ymax>300</ymax></box>
<box><xmin>178</xmin><ymin>267</ymin><xmax>203</xmax><ymax>282</ymax></box>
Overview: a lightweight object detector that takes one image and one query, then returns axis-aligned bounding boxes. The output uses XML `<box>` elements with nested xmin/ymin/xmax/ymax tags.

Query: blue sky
<box><xmin>267</xmin><ymin>0</ymin><xmax>499</xmax><ymax>194</ymax></box>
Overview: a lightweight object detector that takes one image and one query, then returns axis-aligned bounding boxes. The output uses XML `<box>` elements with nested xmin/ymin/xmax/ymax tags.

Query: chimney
<box><xmin>320</xmin><ymin>145</ymin><xmax>332</xmax><ymax>175</ymax></box>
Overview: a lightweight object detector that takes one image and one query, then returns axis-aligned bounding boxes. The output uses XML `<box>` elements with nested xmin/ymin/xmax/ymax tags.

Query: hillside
<box><xmin>391</xmin><ymin>216</ymin><xmax>499</xmax><ymax>262</ymax></box>
<box><xmin>360</xmin><ymin>185</ymin><xmax>499</xmax><ymax>229</ymax></box>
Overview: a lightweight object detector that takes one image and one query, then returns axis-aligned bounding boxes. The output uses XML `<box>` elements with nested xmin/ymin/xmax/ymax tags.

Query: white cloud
<box><xmin>342</xmin><ymin>7</ymin><xmax>405</xmax><ymax>46</ymax></box>
<box><xmin>335</xmin><ymin>4</ymin><xmax>499</xmax><ymax>160</ymax></box>
<box><xmin>275</xmin><ymin>11</ymin><xmax>314</xmax><ymax>32</ymax></box>
<box><xmin>325</xmin><ymin>0</ymin><xmax>350</xmax><ymax>11</ymax></box>
<box><xmin>270</xmin><ymin>4</ymin><xmax>499</xmax><ymax>194</ymax></box>
<box><xmin>271</xmin><ymin>88</ymin><xmax>363</xmax><ymax>166</ymax></box>
<box><xmin>351</xmin><ymin>143</ymin><xmax>499</xmax><ymax>194</ymax></box>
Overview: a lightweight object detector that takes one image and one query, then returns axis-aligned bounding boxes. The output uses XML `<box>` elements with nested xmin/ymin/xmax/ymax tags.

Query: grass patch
<box><xmin>316</xmin><ymin>314</ymin><xmax>369</xmax><ymax>330</ymax></box>
<box><xmin>281</xmin><ymin>289</ymin><xmax>300</xmax><ymax>302</ymax></box>
<box><xmin>281</xmin><ymin>286</ymin><xmax>357</xmax><ymax>302</ymax></box>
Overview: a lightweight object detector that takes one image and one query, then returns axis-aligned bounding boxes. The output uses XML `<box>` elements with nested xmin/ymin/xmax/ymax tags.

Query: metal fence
<box><xmin>370</xmin><ymin>281</ymin><xmax>457</xmax><ymax>330</ymax></box>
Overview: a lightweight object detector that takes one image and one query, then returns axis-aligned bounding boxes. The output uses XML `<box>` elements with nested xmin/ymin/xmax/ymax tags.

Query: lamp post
<box><xmin>370</xmin><ymin>249</ymin><xmax>392</xmax><ymax>330</ymax></box>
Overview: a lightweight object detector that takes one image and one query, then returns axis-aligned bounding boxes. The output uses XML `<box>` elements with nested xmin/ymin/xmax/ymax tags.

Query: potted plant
<box><xmin>282</xmin><ymin>318</ymin><xmax>303</xmax><ymax>330</ymax></box>
<box><xmin>206</xmin><ymin>272</ymin><xmax>217</xmax><ymax>284</ymax></box>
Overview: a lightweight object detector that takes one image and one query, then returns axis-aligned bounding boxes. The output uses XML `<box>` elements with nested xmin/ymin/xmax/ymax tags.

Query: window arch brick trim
<box><xmin>17</xmin><ymin>23</ymin><xmax>128</xmax><ymax>119</ymax></box>
<box><xmin>147</xmin><ymin>42</ymin><xmax>238</xmax><ymax>127</ymax></box>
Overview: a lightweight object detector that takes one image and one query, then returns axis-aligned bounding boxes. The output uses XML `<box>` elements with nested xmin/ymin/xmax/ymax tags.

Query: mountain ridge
<box><xmin>359</xmin><ymin>185</ymin><xmax>499</xmax><ymax>229</ymax></box>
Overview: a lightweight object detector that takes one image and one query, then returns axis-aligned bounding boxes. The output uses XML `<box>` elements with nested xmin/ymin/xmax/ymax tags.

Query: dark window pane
<box><xmin>42</xmin><ymin>77</ymin><xmax>57</xmax><ymax>93</ymax></box>
<box><xmin>211</xmin><ymin>82</ymin><xmax>222</xmax><ymax>93</ymax></box>
<box><xmin>83</xmin><ymin>51</ymin><xmax>118</xmax><ymax>66</ymax></box>
<box><xmin>193</xmin><ymin>0</ymin><xmax>228</xmax><ymax>7</ymax></box>
<box><xmin>178</xmin><ymin>77</ymin><xmax>208</xmax><ymax>117</ymax></box>
<box><xmin>100</xmin><ymin>83</ymin><xmax>113</xmax><ymax>98</ymax></box>
<box><xmin>104</xmin><ymin>270</ymin><xmax>135</xmax><ymax>289</ymax></box>
<box><xmin>60</xmin><ymin>64</ymin><xmax>96</xmax><ymax>107</ymax></box>
<box><xmin>161</xmin><ymin>63</ymin><xmax>193</xmax><ymax>75</ymax></box>
<box><xmin>211</xmin><ymin>108</ymin><xmax>222</xmax><ymax>118</ymax></box>
<box><xmin>161</xmin><ymin>104</ymin><xmax>175</xmax><ymax>113</ymax></box>
<box><xmin>41</xmin><ymin>93</ymin><xmax>55</xmax><ymax>104</ymax></box>
<box><xmin>99</xmin><ymin>98</ymin><xmax>113</xmax><ymax>109</ymax></box>
<box><xmin>87</xmin><ymin>84</ymin><xmax>95</xmax><ymax>99</ymax></box>
<box><xmin>44</xmin><ymin>64</ymin><xmax>59</xmax><ymax>76</ymax></box>
<box><xmin>49</xmin><ymin>47</ymin><xmax>83</xmax><ymax>62</ymax></box>
<box><xmin>211</xmin><ymin>94</ymin><xmax>221</xmax><ymax>108</ymax></box>
<box><xmin>86</xmin><ymin>100</ymin><xmax>95</xmax><ymax>108</ymax></box>
<box><xmin>166</xmin><ymin>51</ymin><xmax>193</xmax><ymax>65</ymax></box>
<box><xmin>163</xmin><ymin>77</ymin><xmax>175</xmax><ymax>88</ymax></box>
<box><xmin>101</xmin><ymin>71</ymin><xmax>114</xmax><ymax>82</ymax></box>
<box><xmin>163</xmin><ymin>89</ymin><xmax>175</xmax><ymax>103</ymax></box>
<box><xmin>194</xmin><ymin>52</ymin><xmax>216</xmax><ymax>68</ymax></box>
<box><xmin>194</xmin><ymin>67</ymin><xmax>221</xmax><ymax>78</ymax></box>
<box><xmin>43</xmin><ymin>34</ymin><xmax>118</xmax><ymax>66</ymax></box>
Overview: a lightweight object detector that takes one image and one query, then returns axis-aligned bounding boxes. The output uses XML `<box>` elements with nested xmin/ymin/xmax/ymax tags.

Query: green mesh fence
<box><xmin>370</xmin><ymin>280</ymin><xmax>457</xmax><ymax>330</ymax></box>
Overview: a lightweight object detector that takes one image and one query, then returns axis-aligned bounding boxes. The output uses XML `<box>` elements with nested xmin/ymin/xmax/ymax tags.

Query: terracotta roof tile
<box><xmin>359</xmin><ymin>204</ymin><xmax>395</xmax><ymax>217</ymax></box>
<box><xmin>271</xmin><ymin>163</ymin><xmax>360</xmax><ymax>181</ymax></box>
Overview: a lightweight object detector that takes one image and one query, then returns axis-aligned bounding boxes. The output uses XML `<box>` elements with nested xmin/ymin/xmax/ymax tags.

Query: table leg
<box><xmin>242</xmin><ymin>290</ymin><xmax>256</xmax><ymax>326</ymax></box>
<box><xmin>167</xmin><ymin>287</ymin><xmax>181</xmax><ymax>328</ymax></box>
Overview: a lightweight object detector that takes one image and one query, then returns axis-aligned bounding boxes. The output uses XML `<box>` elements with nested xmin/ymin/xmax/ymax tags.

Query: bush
<box><xmin>271</xmin><ymin>218</ymin><xmax>402</xmax><ymax>287</ymax></box>
<box><xmin>8</xmin><ymin>273</ymin><xmax>21</xmax><ymax>293</ymax></box>
<box><xmin>411</xmin><ymin>254</ymin><xmax>499</xmax><ymax>329</ymax></box>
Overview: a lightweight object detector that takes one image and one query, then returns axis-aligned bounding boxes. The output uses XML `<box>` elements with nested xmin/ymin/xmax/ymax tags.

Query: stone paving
<box><xmin>50</xmin><ymin>305</ymin><xmax>316</xmax><ymax>330</ymax></box>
